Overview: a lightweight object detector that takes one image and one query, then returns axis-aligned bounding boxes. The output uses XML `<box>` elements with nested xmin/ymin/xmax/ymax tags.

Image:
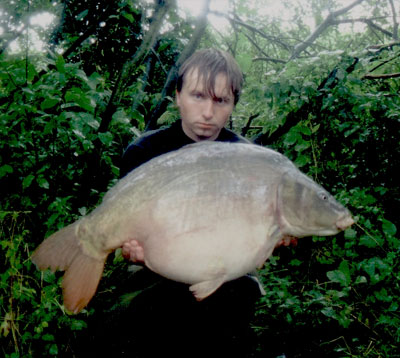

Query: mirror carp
<box><xmin>32</xmin><ymin>142</ymin><xmax>354</xmax><ymax>313</ymax></box>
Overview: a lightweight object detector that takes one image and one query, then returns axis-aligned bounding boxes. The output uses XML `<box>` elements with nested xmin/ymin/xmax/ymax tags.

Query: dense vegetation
<box><xmin>1</xmin><ymin>0</ymin><xmax>399</xmax><ymax>357</ymax></box>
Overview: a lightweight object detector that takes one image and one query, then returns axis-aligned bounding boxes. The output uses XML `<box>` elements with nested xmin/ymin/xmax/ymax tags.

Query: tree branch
<box><xmin>364</xmin><ymin>48</ymin><xmax>400</xmax><ymax>76</ymax></box>
<box><xmin>241</xmin><ymin>113</ymin><xmax>260</xmax><ymax>136</ymax></box>
<box><xmin>241</xmin><ymin>31</ymin><xmax>287</xmax><ymax>64</ymax></box>
<box><xmin>331</xmin><ymin>17</ymin><xmax>393</xmax><ymax>38</ymax></box>
<box><xmin>210</xmin><ymin>10</ymin><xmax>292</xmax><ymax>52</ymax></box>
<box><xmin>365</xmin><ymin>19</ymin><xmax>394</xmax><ymax>38</ymax></box>
<box><xmin>366</xmin><ymin>41</ymin><xmax>400</xmax><ymax>50</ymax></box>
<box><xmin>388</xmin><ymin>0</ymin><xmax>398</xmax><ymax>40</ymax></box>
<box><xmin>291</xmin><ymin>0</ymin><xmax>365</xmax><ymax>60</ymax></box>
<box><xmin>363</xmin><ymin>72</ymin><xmax>400</xmax><ymax>79</ymax></box>
<box><xmin>253</xmin><ymin>57</ymin><xmax>287</xmax><ymax>64</ymax></box>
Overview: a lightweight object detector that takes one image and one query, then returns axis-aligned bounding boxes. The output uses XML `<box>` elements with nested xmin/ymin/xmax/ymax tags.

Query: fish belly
<box><xmin>140</xmin><ymin>196</ymin><xmax>274</xmax><ymax>286</ymax></box>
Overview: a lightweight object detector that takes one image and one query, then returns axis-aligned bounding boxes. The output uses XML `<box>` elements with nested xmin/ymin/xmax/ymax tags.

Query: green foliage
<box><xmin>255</xmin><ymin>186</ymin><xmax>400</xmax><ymax>357</ymax></box>
<box><xmin>1</xmin><ymin>0</ymin><xmax>400</xmax><ymax>357</ymax></box>
<box><xmin>0</xmin><ymin>211</ymin><xmax>89</xmax><ymax>358</ymax></box>
<box><xmin>0</xmin><ymin>52</ymin><xmax>131</xmax><ymax>227</ymax></box>
<box><xmin>248</xmin><ymin>50</ymin><xmax>400</xmax><ymax>357</ymax></box>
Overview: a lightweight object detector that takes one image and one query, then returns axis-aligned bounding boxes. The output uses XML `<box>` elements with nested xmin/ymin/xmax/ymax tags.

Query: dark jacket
<box><xmin>120</xmin><ymin>120</ymin><xmax>250</xmax><ymax>178</ymax></box>
<box><xmin>86</xmin><ymin>121</ymin><xmax>260</xmax><ymax>358</ymax></box>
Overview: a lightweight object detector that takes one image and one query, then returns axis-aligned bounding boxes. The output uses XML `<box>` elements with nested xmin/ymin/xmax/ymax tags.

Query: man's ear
<box><xmin>176</xmin><ymin>90</ymin><xmax>181</xmax><ymax>107</ymax></box>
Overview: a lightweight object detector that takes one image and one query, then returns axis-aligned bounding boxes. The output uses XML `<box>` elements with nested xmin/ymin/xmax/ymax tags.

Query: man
<box><xmin>119</xmin><ymin>48</ymin><xmax>248</xmax><ymax>179</ymax></box>
<box><xmin>109</xmin><ymin>48</ymin><xmax>261</xmax><ymax>357</ymax></box>
<box><xmin>120</xmin><ymin>48</ymin><xmax>250</xmax><ymax>260</ymax></box>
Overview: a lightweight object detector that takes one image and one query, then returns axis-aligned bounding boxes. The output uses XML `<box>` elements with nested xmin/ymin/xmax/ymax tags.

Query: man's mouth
<box><xmin>197</xmin><ymin>122</ymin><xmax>214</xmax><ymax>129</ymax></box>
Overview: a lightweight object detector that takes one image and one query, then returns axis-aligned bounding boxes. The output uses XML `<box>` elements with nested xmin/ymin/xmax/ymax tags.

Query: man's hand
<box><xmin>122</xmin><ymin>240</ymin><xmax>145</xmax><ymax>263</ymax></box>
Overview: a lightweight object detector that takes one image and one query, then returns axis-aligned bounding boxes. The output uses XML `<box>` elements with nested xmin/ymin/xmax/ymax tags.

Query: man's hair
<box><xmin>176</xmin><ymin>48</ymin><xmax>243</xmax><ymax>105</ymax></box>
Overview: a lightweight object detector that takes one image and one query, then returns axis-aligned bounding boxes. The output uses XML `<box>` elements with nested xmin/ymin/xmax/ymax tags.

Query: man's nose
<box><xmin>202</xmin><ymin>99</ymin><xmax>214</xmax><ymax>119</ymax></box>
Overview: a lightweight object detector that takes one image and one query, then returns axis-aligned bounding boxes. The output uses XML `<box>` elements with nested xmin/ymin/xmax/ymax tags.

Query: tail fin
<box><xmin>31</xmin><ymin>222</ymin><xmax>106</xmax><ymax>314</ymax></box>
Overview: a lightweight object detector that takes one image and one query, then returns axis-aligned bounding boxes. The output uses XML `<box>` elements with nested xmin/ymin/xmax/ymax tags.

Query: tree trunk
<box><xmin>145</xmin><ymin>0</ymin><xmax>211</xmax><ymax>130</ymax></box>
<box><xmin>98</xmin><ymin>0</ymin><xmax>172</xmax><ymax>133</ymax></box>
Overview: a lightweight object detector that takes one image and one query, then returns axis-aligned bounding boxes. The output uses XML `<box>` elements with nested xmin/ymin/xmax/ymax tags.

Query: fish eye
<box><xmin>319</xmin><ymin>192</ymin><xmax>328</xmax><ymax>201</ymax></box>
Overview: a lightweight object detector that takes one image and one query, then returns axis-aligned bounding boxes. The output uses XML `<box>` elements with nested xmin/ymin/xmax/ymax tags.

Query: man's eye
<box><xmin>193</xmin><ymin>93</ymin><xmax>203</xmax><ymax>99</ymax></box>
<box><xmin>215</xmin><ymin>97</ymin><xmax>230</xmax><ymax>105</ymax></box>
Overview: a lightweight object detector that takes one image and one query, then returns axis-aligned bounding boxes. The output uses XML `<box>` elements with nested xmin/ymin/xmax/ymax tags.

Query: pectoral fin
<box><xmin>189</xmin><ymin>277</ymin><xmax>226</xmax><ymax>301</ymax></box>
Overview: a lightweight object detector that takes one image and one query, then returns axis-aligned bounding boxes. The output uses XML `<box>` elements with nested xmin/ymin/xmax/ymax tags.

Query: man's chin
<box><xmin>195</xmin><ymin>131</ymin><xmax>219</xmax><ymax>141</ymax></box>
<box><xmin>194</xmin><ymin>126</ymin><xmax>220</xmax><ymax>139</ymax></box>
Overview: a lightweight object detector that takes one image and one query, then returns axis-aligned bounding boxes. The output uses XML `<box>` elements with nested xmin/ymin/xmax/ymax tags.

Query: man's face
<box><xmin>176</xmin><ymin>68</ymin><xmax>235</xmax><ymax>142</ymax></box>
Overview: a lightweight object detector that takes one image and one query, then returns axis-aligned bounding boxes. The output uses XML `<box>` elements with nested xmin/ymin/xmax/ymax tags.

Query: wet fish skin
<box><xmin>32</xmin><ymin>141</ymin><xmax>353</xmax><ymax>314</ymax></box>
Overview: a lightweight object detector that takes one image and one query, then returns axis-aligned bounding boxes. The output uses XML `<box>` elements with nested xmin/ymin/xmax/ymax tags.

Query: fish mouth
<box><xmin>336</xmin><ymin>215</ymin><xmax>354</xmax><ymax>230</ymax></box>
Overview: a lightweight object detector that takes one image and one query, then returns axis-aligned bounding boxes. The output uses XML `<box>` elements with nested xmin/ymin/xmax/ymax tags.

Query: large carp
<box><xmin>32</xmin><ymin>141</ymin><xmax>354</xmax><ymax>313</ymax></box>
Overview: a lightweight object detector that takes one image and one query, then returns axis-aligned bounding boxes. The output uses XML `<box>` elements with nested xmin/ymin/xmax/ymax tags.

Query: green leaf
<box><xmin>76</xmin><ymin>9</ymin><xmax>88</xmax><ymax>21</ymax></box>
<box><xmin>374</xmin><ymin>288</ymin><xmax>392</xmax><ymax>302</ymax></box>
<box><xmin>355</xmin><ymin>275</ymin><xmax>367</xmax><ymax>284</ymax></box>
<box><xmin>359</xmin><ymin>234</ymin><xmax>382</xmax><ymax>248</ymax></box>
<box><xmin>294</xmin><ymin>141</ymin><xmax>310</xmax><ymax>152</ymax></box>
<box><xmin>0</xmin><ymin>164</ymin><xmax>13</xmax><ymax>178</ymax></box>
<box><xmin>289</xmin><ymin>259</ymin><xmax>302</xmax><ymax>266</ymax></box>
<box><xmin>49</xmin><ymin>343</ymin><xmax>58</xmax><ymax>355</ymax></box>
<box><xmin>123</xmin><ymin>12</ymin><xmax>134</xmax><ymax>23</ymax></box>
<box><xmin>327</xmin><ymin>261</ymin><xmax>351</xmax><ymax>287</ymax></box>
<box><xmin>41</xmin><ymin>98</ymin><xmax>59</xmax><ymax>110</ymax></box>
<box><xmin>321</xmin><ymin>307</ymin><xmax>337</xmax><ymax>319</ymax></box>
<box><xmin>294</xmin><ymin>154</ymin><xmax>309</xmax><ymax>167</ymax></box>
<box><xmin>284</xmin><ymin>130</ymin><xmax>302</xmax><ymax>146</ymax></box>
<box><xmin>338</xmin><ymin>260</ymin><xmax>351</xmax><ymax>285</ymax></box>
<box><xmin>72</xmin><ymin>129</ymin><xmax>85</xmax><ymax>140</ymax></box>
<box><xmin>56</xmin><ymin>55</ymin><xmax>65</xmax><ymax>74</ymax></box>
<box><xmin>81</xmin><ymin>113</ymin><xmax>100</xmax><ymax>130</ymax></box>
<box><xmin>311</xmin><ymin>124</ymin><xmax>320</xmax><ymax>133</ymax></box>
<box><xmin>70</xmin><ymin>320</ymin><xmax>87</xmax><ymax>330</ymax></box>
<box><xmin>381</xmin><ymin>219</ymin><xmax>397</xmax><ymax>237</ymax></box>
<box><xmin>297</xmin><ymin>126</ymin><xmax>311</xmax><ymax>136</ymax></box>
<box><xmin>65</xmin><ymin>87</ymin><xmax>95</xmax><ymax>113</ymax></box>
<box><xmin>22</xmin><ymin>174</ymin><xmax>35</xmax><ymax>189</ymax></box>
<box><xmin>37</xmin><ymin>176</ymin><xmax>49</xmax><ymax>189</ymax></box>
<box><xmin>27</xmin><ymin>63</ymin><xmax>38</xmax><ymax>82</ymax></box>
<box><xmin>42</xmin><ymin>333</ymin><xmax>54</xmax><ymax>341</ymax></box>
<box><xmin>362</xmin><ymin>257</ymin><xmax>389</xmax><ymax>284</ymax></box>
<box><xmin>344</xmin><ymin>228</ymin><xmax>357</xmax><ymax>239</ymax></box>
<box><xmin>326</xmin><ymin>270</ymin><xmax>346</xmax><ymax>286</ymax></box>
<box><xmin>112</xmin><ymin>109</ymin><xmax>130</xmax><ymax>124</ymax></box>
<box><xmin>98</xmin><ymin>132</ymin><xmax>113</xmax><ymax>146</ymax></box>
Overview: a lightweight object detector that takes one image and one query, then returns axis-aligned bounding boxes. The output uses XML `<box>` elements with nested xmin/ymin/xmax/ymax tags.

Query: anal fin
<box><xmin>189</xmin><ymin>277</ymin><xmax>226</xmax><ymax>301</ymax></box>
